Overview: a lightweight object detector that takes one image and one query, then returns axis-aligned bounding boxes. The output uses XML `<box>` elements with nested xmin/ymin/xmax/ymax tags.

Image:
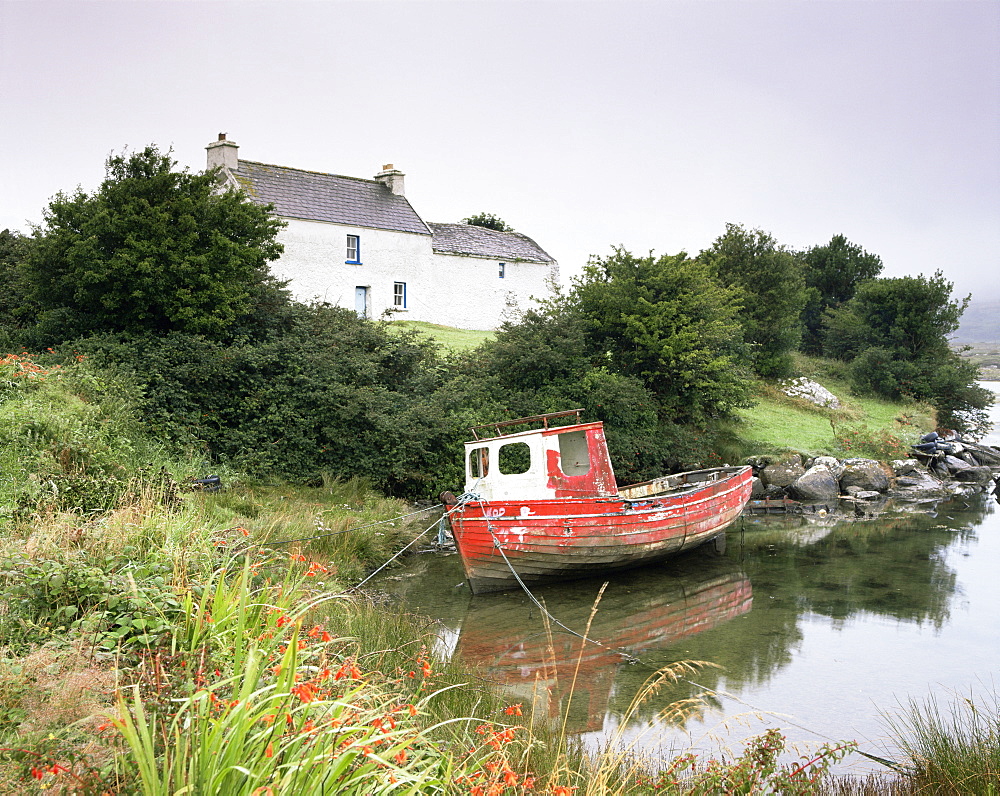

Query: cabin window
<box><xmin>498</xmin><ymin>441</ymin><xmax>531</xmax><ymax>475</ymax></box>
<box><xmin>469</xmin><ymin>447</ymin><xmax>490</xmax><ymax>478</ymax></box>
<box><xmin>558</xmin><ymin>430</ymin><xmax>591</xmax><ymax>475</ymax></box>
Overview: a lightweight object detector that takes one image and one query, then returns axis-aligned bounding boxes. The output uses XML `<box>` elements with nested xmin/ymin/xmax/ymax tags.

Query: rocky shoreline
<box><xmin>745</xmin><ymin>436</ymin><xmax>1000</xmax><ymax>517</ymax></box>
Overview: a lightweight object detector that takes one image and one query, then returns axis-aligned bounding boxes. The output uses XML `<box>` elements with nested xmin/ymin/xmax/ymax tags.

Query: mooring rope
<box><xmin>263</xmin><ymin>504</ymin><xmax>444</xmax><ymax>547</ymax></box>
<box><xmin>348</xmin><ymin>515</ymin><xmax>443</xmax><ymax>591</ymax></box>
<box><xmin>481</xmin><ymin>515</ymin><xmax>639</xmax><ymax>663</ymax></box>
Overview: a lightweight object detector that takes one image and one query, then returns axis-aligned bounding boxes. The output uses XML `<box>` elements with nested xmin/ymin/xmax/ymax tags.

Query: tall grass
<box><xmin>882</xmin><ymin>687</ymin><xmax>1000</xmax><ymax>794</ymax></box>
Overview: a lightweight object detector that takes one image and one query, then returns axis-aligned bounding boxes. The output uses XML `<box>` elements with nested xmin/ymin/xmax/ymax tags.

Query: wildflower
<box><xmin>394</xmin><ymin>750</ymin><xmax>408</xmax><ymax>765</ymax></box>
<box><xmin>362</xmin><ymin>746</ymin><xmax>373</xmax><ymax>756</ymax></box>
<box><xmin>503</xmin><ymin>769</ymin><xmax>519</xmax><ymax>787</ymax></box>
<box><xmin>31</xmin><ymin>768</ymin><xmax>44</xmax><ymax>780</ymax></box>
<box><xmin>264</xmin><ymin>743</ymin><xmax>274</xmax><ymax>758</ymax></box>
<box><xmin>321</xmin><ymin>631</ymin><xmax>332</xmax><ymax>642</ymax></box>
<box><xmin>504</xmin><ymin>703</ymin><xmax>523</xmax><ymax>716</ymax></box>
<box><xmin>407</xmin><ymin>703</ymin><xmax>418</xmax><ymax>716</ymax></box>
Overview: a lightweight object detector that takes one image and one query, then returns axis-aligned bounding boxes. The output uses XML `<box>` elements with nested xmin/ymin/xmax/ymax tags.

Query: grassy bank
<box><xmin>733</xmin><ymin>361</ymin><xmax>936</xmax><ymax>460</ymax></box>
<box><xmin>2</xmin><ymin>351</ymin><xmax>992</xmax><ymax>793</ymax></box>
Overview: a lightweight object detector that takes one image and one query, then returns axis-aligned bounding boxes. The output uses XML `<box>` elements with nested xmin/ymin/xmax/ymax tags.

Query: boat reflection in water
<box><xmin>454</xmin><ymin>558</ymin><xmax>752</xmax><ymax>734</ymax></box>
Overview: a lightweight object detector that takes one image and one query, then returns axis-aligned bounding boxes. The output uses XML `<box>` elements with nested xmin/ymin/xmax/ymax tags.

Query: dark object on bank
<box><xmin>191</xmin><ymin>475</ymin><xmax>222</xmax><ymax>492</ymax></box>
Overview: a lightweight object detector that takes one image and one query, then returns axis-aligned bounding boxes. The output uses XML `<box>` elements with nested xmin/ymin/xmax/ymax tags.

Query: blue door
<box><xmin>355</xmin><ymin>286</ymin><xmax>368</xmax><ymax>317</ymax></box>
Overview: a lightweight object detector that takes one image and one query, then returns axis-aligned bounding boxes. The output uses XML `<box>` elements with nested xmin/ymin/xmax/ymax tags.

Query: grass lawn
<box><xmin>734</xmin><ymin>369</ymin><xmax>936</xmax><ymax>458</ymax></box>
<box><xmin>389</xmin><ymin>320</ymin><xmax>494</xmax><ymax>352</ymax></box>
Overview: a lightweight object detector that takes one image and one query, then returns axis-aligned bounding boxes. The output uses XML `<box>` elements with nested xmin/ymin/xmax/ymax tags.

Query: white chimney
<box><xmin>374</xmin><ymin>163</ymin><xmax>405</xmax><ymax>196</ymax></box>
<box><xmin>206</xmin><ymin>133</ymin><xmax>239</xmax><ymax>171</ymax></box>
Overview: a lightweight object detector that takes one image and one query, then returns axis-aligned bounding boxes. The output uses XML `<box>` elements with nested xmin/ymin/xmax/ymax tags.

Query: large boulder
<box><xmin>789</xmin><ymin>466</ymin><xmax>840</xmax><ymax>503</ymax></box>
<box><xmin>889</xmin><ymin>470</ymin><xmax>949</xmax><ymax>499</ymax></box>
<box><xmin>943</xmin><ymin>455</ymin><xmax>972</xmax><ymax>474</ymax></box>
<box><xmin>840</xmin><ymin>459</ymin><xmax>890</xmax><ymax>493</ymax></box>
<box><xmin>890</xmin><ymin>459</ymin><xmax>922</xmax><ymax>476</ymax></box>
<box><xmin>760</xmin><ymin>461</ymin><xmax>806</xmax><ymax>488</ymax></box>
<box><xmin>953</xmin><ymin>466</ymin><xmax>995</xmax><ymax>487</ymax></box>
<box><xmin>811</xmin><ymin>456</ymin><xmax>846</xmax><ymax>480</ymax></box>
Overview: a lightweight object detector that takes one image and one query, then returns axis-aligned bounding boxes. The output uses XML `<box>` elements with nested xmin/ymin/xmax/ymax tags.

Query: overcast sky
<box><xmin>2</xmin><ymin>0</ymin><xmax>997</xmax><ymax>302</ymax></box>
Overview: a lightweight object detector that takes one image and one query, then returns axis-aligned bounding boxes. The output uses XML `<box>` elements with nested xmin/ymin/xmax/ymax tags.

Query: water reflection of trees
<box><xmin>379</xmin><ymin>497</ymin><xmax>990</xmax><ymax>735</ymax></box>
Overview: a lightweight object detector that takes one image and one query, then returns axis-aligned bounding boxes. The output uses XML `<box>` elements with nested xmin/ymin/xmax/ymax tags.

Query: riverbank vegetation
<box><xmin>1</xmin><ymin>146</ymin><xmax>996</xmax><ymax>792</ymax></box>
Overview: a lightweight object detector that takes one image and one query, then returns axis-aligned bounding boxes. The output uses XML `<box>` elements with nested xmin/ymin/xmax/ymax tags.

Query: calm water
<box><xmin>376</xmin><ymin>383</ymin><xmax>1000</xmax><ymax>774</ymax></box>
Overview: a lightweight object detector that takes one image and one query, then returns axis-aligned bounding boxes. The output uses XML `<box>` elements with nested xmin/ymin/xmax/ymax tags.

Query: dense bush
<box><xmin>71</xmin><ymin>305</ymin><xmax>468</xmax><ymax>497</ymax></box>
<box><xmin>825</xmin><ymin>272</ymin><xmax>993</xmax><ymax>432</ymax></box>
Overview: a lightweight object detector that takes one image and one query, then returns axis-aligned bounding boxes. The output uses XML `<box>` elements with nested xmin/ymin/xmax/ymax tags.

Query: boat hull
<box><xmin>449</xmin><ymin>465</ymin><xmax>753</xmax><ymax>594</ymax></box>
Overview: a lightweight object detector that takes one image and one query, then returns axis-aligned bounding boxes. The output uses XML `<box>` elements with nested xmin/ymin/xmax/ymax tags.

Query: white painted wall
<box><xmin>270</xmin><ymin>218</ymin><xmax>557</xmax><ymax>329</ymax></box>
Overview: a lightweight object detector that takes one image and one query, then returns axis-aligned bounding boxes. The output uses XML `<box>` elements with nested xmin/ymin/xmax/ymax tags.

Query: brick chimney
<box><xmin>374</xmin><ymin>163</ymin><xmax>405</xmax><ymax>196</ymax></box>
<box><xmin>206</xmin><ymin>133</ymin><xmax>239</xmax><ymax>171</ymax></box>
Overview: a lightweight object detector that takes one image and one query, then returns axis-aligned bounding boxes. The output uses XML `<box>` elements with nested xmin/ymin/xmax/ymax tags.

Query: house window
<box><xmin>393</xmin><ymin>281</ymin><xmax>406</xmax><ymax>308</ymax></box>
<box><xmin>346</xmin><ymin>235</ymin><xmax>361</xmax><ymax>264</ymax></box>
<box><xmin>498</xmin><ymin>262</ymin><xmax>505</xmax><ymax>278</ymax></box>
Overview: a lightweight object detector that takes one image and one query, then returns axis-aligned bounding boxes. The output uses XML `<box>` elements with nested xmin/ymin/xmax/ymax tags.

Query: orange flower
<box><xmin>264</xmin><ymin>742</ymin><xmax>274</xmax><ymax>758</ymax></box>
<box><xmin>504</xmin><ymin>703</ymin><xmax>523</xmax><ymax>716</ymax></box>
<box><xmin>394</xmin><ymin>750</ymin><xmax>408</xmax><ymax>765</ymax></box>
<box><xmin>407</xmin><ymin>703</ymin><xmax>418</xmax><ymax>716</ymax></box>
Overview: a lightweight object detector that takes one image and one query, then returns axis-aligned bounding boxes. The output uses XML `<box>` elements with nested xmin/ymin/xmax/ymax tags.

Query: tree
<box><xmin>799</xmin><ymin>235</ymin><xmax>882</xmax><ymax>354</ymax></box>
<box><xmin>571</xmin><ymin>248</ymin><xmax>752</xmax><ymax>423</ymax></box>
<box><xmin>699</xmin><ymin>224</ymin><xmax>807</xmax><ymax>378</ymax></box>
<box><xmin>0</xmin><ymin>229</ymin><xmax>37</xmax><ymax>337</ymax></box>
<box><xmin>825</xmin><ymin>271</ymin><xmax>968</xmax><ymax>362</ymax></box>
<box><xmin>462</xmin><ymin>213</ymin><xmax>514</xmax><ymax>232</ymax></box>
<box><xmin>824</xmin><ymin>271</ymin><xmax>992</xmax><ymax>431</ymax></box>
<box><xmin>25</xmin><ymin>146</ymin><xmax>287</xmax><ymax>340</ymax></box>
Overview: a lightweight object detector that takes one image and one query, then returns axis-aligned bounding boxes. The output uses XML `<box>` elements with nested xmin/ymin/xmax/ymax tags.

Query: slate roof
<box><xmin>230</xmin><ymin>161</ymin><xmax>431</xmax><ymax>236</ymax></box>
<box><xmin>428</xmin><ymin>223</ymin><xmax>556</xmax><ymax>264</ymax></box>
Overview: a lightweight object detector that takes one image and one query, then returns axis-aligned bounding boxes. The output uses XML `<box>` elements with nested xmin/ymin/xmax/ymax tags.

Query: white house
<box><xmin>206</xmin><ymin>135</ymin><xmax>558</xmax><ymax>330</ymax></box>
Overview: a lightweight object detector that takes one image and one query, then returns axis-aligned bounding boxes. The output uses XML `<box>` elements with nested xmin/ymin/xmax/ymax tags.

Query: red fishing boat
<box><xmin>444</xmin><ymin>410</ymin><xmax>753</xmax><ymax>594</ymax></box>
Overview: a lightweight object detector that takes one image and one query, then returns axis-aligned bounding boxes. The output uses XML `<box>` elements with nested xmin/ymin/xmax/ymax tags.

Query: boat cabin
<box><xmin>463</xmin><ymin>410</ymin><xmax>619</xmax><ymax>501</ymax></box>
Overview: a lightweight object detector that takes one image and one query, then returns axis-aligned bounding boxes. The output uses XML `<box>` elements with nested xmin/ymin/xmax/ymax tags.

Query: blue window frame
<box><xmin>393</xmin><ymin>281</ymin><xmax>406</xmax><ymax>308</ymax></box>
<box><xmin>499</xmin><ymin>262</ymin><xmax>505</xmax><ymax>279</ymax></box>
<box><xmin>346</xmin><ymin>235</ymin><xmax>361</xmax><ymax>264</ymax></box>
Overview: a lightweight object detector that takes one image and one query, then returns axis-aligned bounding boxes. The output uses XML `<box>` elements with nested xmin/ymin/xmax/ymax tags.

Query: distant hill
<box><xmin>954</xmin><ymin>297</ymin><xmax>1000</xmax><ymax>345</ymax></box>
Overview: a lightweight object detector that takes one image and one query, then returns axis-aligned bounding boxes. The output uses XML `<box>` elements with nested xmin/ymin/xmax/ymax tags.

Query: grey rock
<box><xmin>746</xmin><ymin>456</ymin><xmax>771</xmax><ymax>470</ymax></box>
<box><xmin>953</xmin><ymin>466</ymin><xmax>995</xmax><ymax>486</ymax></box>
<box><xmin>760</xmin><ymin>461</ymin><xmax>806</xmax><ymax>488</ymax></box>
<box><xmin>944</xmin><ymin>455</ymin><xmax>972</xmax><ymax>473</ymax></box>
<box><xmin>889</xmin><ymin>471</ymin><xmax>950</xmax><ymax>499</ymax></box>
<box><xmin>789</xmin><ymin>466</ymin><xmax>840</xmax><ymax>502</ymax></box>
<box><xmin>762</xmin><ymin>484</ymin><xmax>787</xmax><ymax>500</ymax></box>
<box><xmin>891</xmin><ymin>459</ymin><xmax>922</xmax><ymax>476</ymax></box>
<box><xmin>855</xmin><ymin>490</ymin><xmax>882</xmax><ymax>500</ymax></box>
<box><xmin>750</xmin><ymin>476</ymin><xmax>766</xmax><ymax>498</ymax></box>
<box><xmin>840</xmin><ymin>459</ymin><xmax>890</xmax><ymax>492</ymax></box>
<box><xmin>812</xmin><ymin>456</ymin><xmax>846</xmax><ymax>479</ymax></box>
<box><xmin>844</xmin><ymin>485</ymin><xmax>863</xmax><ymax>496</ymax></box>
